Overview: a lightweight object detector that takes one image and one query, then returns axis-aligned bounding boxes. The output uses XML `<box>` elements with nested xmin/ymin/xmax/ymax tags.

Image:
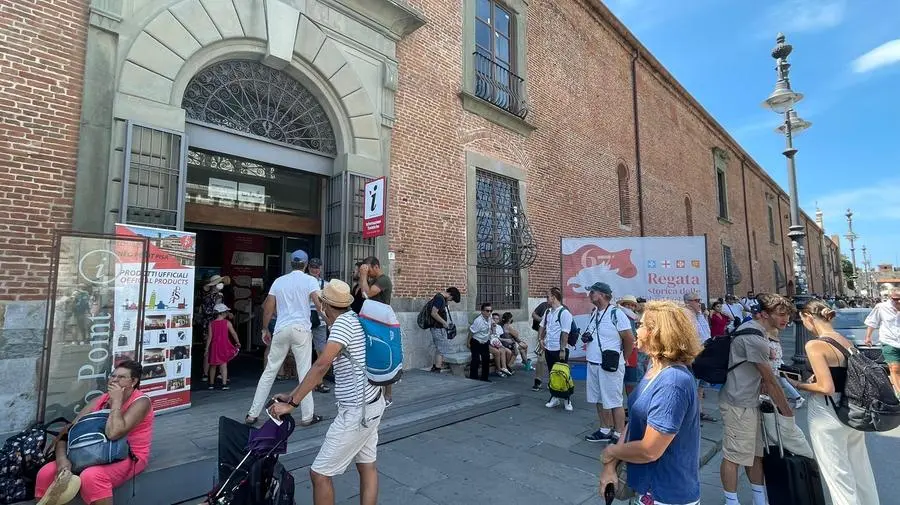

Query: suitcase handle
<box><xmin>760</xmin><ymin>400</ymin><xmax>784</xmax><ymax>459</ymax></box>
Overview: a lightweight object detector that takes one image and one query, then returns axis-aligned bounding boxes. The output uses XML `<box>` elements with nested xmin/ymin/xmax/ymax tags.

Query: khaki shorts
<box><xmin>719</xmin><ymin>403</ymin><xmax>763</xmax><ymax>467</ymax></box>
<box><xmin>311</xmin><ymin>395</ymin><xmax>385</xmax><ymax>477</ymax></box>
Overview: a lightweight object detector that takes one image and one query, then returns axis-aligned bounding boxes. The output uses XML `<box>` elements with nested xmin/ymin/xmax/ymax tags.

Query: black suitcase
<box><xmin>760</xmin><ymin>403</ymin><xmax>827</xmax><ymax>505</ymax></box>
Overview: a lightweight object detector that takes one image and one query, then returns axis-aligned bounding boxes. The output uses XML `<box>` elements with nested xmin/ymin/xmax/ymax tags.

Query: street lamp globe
<box><xmin>763</xmin><ymin>83</ymin><xmax>803</xmax><ymax>113</ymax></box>
<box><xmin>775</xmin><ymin>109</ymin><xmax>812</xmax><ymax>135</ymax></box>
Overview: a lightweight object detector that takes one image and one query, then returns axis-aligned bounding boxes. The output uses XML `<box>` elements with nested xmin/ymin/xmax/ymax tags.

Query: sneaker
<box><xmin>610</xmin><ymin>431</ymin><xmax>620</xmax><ymax>444</ymax></box>
<box><xmin>430</xmin><ymin>366</ymin><xmax>442</xmax><ymax>373</ymax></box>
<box><xmin>531</xmin><ymin>381</ymin><xmax>543</xmax><ymax>392</ymax></box>
<box><xmin>564</xmin><ymin>400</ymin><xmax>573</xmax><ymax>411</ymax></box>
<box><xmin>545</xmin><ymin>397</ymin><xmax>560</xmax><ymax>408</ymax></box>
<box><xmin>585</xmin><ymin>429</ymin><xmax>612</xmax><ymax>443</ymax></box>
<box><xmin>794</xmin><ymin>397</ymin><xmax>806</xmax><ymax>409</ymax></box>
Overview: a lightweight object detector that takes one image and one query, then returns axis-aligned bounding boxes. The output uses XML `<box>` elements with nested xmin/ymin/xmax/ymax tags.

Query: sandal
<box><xmin>245</xmin><ymin>415</ymin><xmax>258</xmax><ymax>425</ymax></box>
<box><xmin>300</xmin><ymin>414</ymin><xmax>323</xmax><ymax>427</ymax></box>
<box><xmin>315</xmin><ymin>384</ymin><xmax>330</xmax><ymax>393</ymax></box>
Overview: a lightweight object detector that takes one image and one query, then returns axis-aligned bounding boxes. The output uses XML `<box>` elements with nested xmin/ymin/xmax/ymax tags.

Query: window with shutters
<box><xmin>617</xmin><ymin>164</ymin><xmax>631</xmax><ymax>226</ymax></box>
<box><xmin>684</xmin><ymin>195</ymin><xmax>693</xmax><ymax>235</ymax></box>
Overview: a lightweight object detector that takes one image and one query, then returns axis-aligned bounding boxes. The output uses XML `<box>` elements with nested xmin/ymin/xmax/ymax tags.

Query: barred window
<box><xmin>475</xmin><ymin>169</ymin><xmax>535</xmax><ymax>309</ymax></box>
<box><xmin>723</xmin><ymin>244</ymin><xmax>741</xmax><ymax>295</ymax></box>
<box><xmin>617</xmin><ymin>164</ymin><xmax>631</xmax><ymax>226</ymax></box>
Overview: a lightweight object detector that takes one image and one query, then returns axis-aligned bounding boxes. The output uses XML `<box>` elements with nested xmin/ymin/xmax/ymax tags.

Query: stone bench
<box><xmin>442</xmin><ymin>351</ymin><xmax>471</xmax><ymax>377</ymax></box>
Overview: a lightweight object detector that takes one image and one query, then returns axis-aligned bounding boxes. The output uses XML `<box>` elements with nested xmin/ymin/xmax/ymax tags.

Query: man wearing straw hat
<box><xmin>271</xmin><ymin>279</ymin><xmax>385</xmax><ymax>505</ymax></box>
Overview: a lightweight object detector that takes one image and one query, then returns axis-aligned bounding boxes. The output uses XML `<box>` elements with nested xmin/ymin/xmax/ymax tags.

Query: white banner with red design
<box><xmin>561</xmin><ymin>236</ymin><xmax>708</xmax><ymax>359</ymax></box>
<box><xmin>115</xmin><ymin>224</ymin><xmax>196</xmax><ymax>413</ymax></box>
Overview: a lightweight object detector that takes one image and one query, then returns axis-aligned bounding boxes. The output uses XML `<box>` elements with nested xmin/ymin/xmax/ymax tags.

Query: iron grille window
<box><xmin>617</xmin><ymin>164</ymin><xmax>631</xmax><ymax>226</ymax></box>
<box><xmin>684</xmin><ymin>195</ymin><xmax>693</xmax><ymax>236</ymax></box>
<box><xmin>473</xmin><ymin>0</ymin><xmax>527</xmax><ymax>118</ymax></box>
<box><xmin>324</xmin><ymin>173</ymin><xmax>376</xmax><ymax>283</ymax></box>
<box><xmin>723</xmin><ymin>244</ymin><xmax>741</xmax><ymax>295</ymax></box>
<box><xmin>475</xmin><ymin>169</ymin><xmax>534</xmax><ymax>309</ymax></box>
<box><xmin>182</xmin><ymin>59</ymin><xmax>337</xmax><ymax>156</ymax></box>
<box><xmin>123</xmin><ymin>124</ymin><xmax>184</xmax><ymax>229</ymax></box>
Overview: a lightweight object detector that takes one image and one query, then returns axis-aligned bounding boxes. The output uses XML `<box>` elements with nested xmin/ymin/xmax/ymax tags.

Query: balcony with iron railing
<box><xmin>473</xmin><ymin>52</ymin><xmax>528</xmax><ymax>119</ymax></box>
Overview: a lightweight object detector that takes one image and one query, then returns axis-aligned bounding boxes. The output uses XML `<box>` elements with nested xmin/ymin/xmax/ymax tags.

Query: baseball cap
<box><xmin>683</xmin><ymin>292</ymin><xmax>701</xmax><ymax>302</ymax></box>
<box><xmin>589</xmin><ymin>282</ymin><xmax>612</xmax><ymax>295</ymax></box>
<box><xmin>308</xmin><ymin>257</ymin><xmax>323</xmax><ymax>268</ymax></box>
<box><xmin>291</xmin><ymin>250</ymin><xmax>309</xmax><ymax>263</ymax></box>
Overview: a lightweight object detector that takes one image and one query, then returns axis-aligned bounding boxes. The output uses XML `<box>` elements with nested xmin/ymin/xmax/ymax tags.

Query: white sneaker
<box><xmin>545</xmin><ymin>397</ymin><xmax>560</xmax><ymax>408</ymax></box>
<box><xmin>564</xmin><ymin>400</ymin><xmax>573</xmax><ymax>411</ymax></box>
<box><xmin>794</xmin><ymin>397</ymin><xmax>806</xmax><ymax>409</ymax></box>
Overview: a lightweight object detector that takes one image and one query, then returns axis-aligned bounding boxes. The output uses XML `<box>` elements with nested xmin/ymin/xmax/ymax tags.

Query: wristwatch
<box><xmin>287</xmin><ymin>398</ymin><xmax>300</xmax><ymax>408</ymax></box>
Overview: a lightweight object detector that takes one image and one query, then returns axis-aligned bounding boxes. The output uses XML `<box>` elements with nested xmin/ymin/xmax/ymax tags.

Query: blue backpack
<box><xmin>355</xmin><ymin>299</ymin><xmax>404</xmax><ymax>385</ymax></box>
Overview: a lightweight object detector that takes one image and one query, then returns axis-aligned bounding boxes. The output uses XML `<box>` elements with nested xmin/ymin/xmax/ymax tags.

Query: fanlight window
<box><xmin>182</xmin><ymin>60</ymin><xmax>337</xmax><ymax>156</ymax></box>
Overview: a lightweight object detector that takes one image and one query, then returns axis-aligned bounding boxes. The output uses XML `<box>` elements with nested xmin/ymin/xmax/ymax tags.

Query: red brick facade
<box><xmin>0</xmin><ymin>0</ymin><xmax>87</xmax><ymax>301</ymax></box>
<box><xmin>390</xmin><ymin>0</ymin><xmax>840</xmax><ymax>301</ymax></box>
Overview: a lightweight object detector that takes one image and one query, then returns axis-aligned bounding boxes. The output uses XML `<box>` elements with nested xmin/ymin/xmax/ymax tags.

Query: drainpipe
<box><xmin>740</xmin><ymin>158</ymin><xmax>755</xmax><ymax>291</ymax></box>
<box><xmin>631</xmin><ymin>49</ymin><xmax>646</xmax><ymax>236</ymax></box>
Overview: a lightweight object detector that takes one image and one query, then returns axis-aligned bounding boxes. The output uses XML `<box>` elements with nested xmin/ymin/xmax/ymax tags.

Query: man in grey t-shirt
<box><xmin>719</xmin><ymin>293</ymin><xmax>794</xmax><ymax>505</ymax></box>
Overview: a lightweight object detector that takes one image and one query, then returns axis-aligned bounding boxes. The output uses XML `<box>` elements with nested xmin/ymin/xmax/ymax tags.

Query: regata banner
<box><xmin>561</xmin><ymin>236</ymin><xmax>708</xmax><ymax>358</ymax></box>
<box><xmin>115</xmin><ymin>224</ymin><xmax>196</xmax><ymax>414</ymax></box>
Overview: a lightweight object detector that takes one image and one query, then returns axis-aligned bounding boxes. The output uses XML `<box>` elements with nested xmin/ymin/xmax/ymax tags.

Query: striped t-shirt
<box><xmin>329</xmin><ymin>311</ymin><xmax>380</xmax><ymax>406</ymax></box>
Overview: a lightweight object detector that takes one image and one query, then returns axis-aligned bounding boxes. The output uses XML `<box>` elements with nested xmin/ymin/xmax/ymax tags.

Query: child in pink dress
<box><xmin>207</xmin><ymin>303</ymin><xmax>240</xmax><ymax>390</ymax></box>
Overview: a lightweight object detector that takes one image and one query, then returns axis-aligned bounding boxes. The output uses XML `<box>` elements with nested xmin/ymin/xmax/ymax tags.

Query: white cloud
<box><xmin>763</xmin><ymin>0</ymin><xmax>846</xmax><ymax>34</ymax></box>
<box><xmin>852</xmin><ymin>39</ymin><xmax>900</xmax><ymax>74</ymax></box>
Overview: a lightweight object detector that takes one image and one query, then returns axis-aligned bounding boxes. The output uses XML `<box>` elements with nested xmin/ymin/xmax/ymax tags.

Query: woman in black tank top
<box><xmin>790</xmin><ymin>299</ymin><xmax>879</xmax><ymax>505</ymax></box>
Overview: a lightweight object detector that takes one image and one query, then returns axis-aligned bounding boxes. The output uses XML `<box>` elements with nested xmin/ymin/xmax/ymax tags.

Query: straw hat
<box><xmin>618</xmin><ymin>295</ymin><xmax>638</xmax><ymax>305</ymax></box>
<box><xmin>37</xmin><ymin>471</ymin><xmax>81</xmax><ymax>505</ymax></box>
<box><xmin>319</xmin><ymin>279</ymin><xmax>353</xmax><ymax>308</ymax></box>
<box><xmin>214</xmin><ymin>303</ymin><xmax>230</xmax><ymax>313</ymax></box>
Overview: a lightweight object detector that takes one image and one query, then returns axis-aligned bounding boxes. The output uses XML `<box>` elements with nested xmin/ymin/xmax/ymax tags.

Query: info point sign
<box><xmin>560</xmin><ymin>236</ymin><xmax>709</xmax><ymax>317</ymax></box>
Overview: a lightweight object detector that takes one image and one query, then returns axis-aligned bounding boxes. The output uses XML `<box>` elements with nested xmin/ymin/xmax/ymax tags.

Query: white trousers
<box><xmin>761</xmin><ymin>410</ymin><xmax>814</xmax><ymax>459</ymax></box>
<box><xmin>248</xmin><ymin>324</ymin><xmax>314</xmax><ymax>421</ymax></box>
<box><xmin>807</xmin><ymin>394</ymin><xmax>879</xmax><ymax>505</ymax></box>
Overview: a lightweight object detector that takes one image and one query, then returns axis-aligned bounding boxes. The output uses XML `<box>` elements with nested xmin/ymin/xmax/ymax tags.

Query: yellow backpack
<box><xmin>548</xmin><ymin>362</ymin><xmax>575</xmax><ymax>399</ymax></box>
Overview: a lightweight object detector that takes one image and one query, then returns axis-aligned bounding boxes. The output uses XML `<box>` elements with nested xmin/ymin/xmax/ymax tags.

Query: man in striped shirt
<box><xmin>271</xmin><ymin>279</ymin><xmax>384</xmax><ymax>505</ymax></box>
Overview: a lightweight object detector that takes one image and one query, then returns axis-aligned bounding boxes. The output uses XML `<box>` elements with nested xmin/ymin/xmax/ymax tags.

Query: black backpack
<box><xmin>557</xmin><ymin>307</ymin><xmax>581</xmax><ymax>347</ymax></box>
<box><xmin>416</xmin><ymin>293</ymin><xmax>441</xmax><ymax>330</ymax></box>
<box><xmin>692</xmin><ymin>327</ymin><xmax>764</xmax><ymax>385</ymax></box>
<box><xmin>821</xmin><ymin>337</ymin><xmax>900</xmax><ymax>432</ymax></box>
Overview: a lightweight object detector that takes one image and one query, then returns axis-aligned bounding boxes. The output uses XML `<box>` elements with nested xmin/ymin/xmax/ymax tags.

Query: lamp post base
<box><xmin>792</xmin><ymin>294</ymin><xmax>812</xmax><ymax>364</ymax></box>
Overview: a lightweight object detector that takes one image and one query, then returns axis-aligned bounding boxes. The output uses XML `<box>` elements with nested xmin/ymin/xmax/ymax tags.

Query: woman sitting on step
<box><xmin>35</xmin><ymin>360</ymin><xmax>154</xmax><ymax>505</ymax></box>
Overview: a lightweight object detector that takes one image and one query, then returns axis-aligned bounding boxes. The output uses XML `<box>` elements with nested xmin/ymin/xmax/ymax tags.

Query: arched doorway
<box><xmin>175</xmin><ymin>59</ymin><xmax>349</xmax><ymax>380</ymax></box>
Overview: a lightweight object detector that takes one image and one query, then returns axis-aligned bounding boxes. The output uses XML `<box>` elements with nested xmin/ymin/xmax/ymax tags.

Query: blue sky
<box><xmin>604</xmin><ymin>0</ymin><xmax>900</xmax><ymax>268</ymax></box>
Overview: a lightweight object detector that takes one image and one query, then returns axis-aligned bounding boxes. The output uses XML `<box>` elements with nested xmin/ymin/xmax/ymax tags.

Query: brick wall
<box><xmin>0</xmin><ymin>0</ymin><xmax>87</xmax><ymax>301</ymax></box>
<box><xmin>391</xmin><ymin>0</ymin><xmax>836</xmax><ymax>302</ymax></box>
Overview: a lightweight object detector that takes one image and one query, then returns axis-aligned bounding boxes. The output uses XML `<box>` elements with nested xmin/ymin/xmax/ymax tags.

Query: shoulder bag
<box><xmin>66</xmin><ymin>411</ymin><xmax>132</xmax><ymax>474</ymax></box>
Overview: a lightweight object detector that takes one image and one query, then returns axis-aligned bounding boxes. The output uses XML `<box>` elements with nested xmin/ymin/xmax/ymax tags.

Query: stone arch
<box><xmin>116</xmin><ymin>0</ymin><xmax>381</xmax><ymax>159</ymax></box>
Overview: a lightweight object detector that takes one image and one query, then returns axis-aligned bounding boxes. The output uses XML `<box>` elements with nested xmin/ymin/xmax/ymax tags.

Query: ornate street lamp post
<box><xmin>763</xmin><ymin>33</ymin><xmax>812</xmax><ymax>363</ymax></box>
<box><xmin>846</xmin><ymin>209</ymin><xmax>859</xmax><ymax>295</ymax></box>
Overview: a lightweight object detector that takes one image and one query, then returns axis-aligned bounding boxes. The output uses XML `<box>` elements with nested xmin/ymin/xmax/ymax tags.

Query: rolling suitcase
<box><xmin>760</xmin><ymin>402</ymin><xmax>826</xmax><ymax>505</ymax></box>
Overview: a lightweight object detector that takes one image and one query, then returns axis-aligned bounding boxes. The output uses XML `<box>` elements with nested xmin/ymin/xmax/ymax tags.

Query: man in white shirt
<box><xmin>741</xmin><ymin>291</ymin><xmax>759</xmax><ymax>314</ymax></box>
<box><xmin>539</xmin><ymin>287</ymin><xmax>573</xmax><ymax>410</ymax></box>
<box><xmin>864</xmin><ymin>288</ymin><xmax>900</xmax><ymax>395</ymax></box>
<box><xmin>583</xmin><ymin>282</ymin><xmax>634</xmax><ymax>442</ymax></box>
<box><xmin>725</xmin><ymin>295</ymin><xmax>747</xmax><ymax>332</ymax></box>
<box><xmin>468</xmin><ymin>302</ymin><xmax>495</xmax><ymax>382</ymax></box>
<box><xmin>247</xmin><ymin>249</ymin><xmax>323</xmax><ymax>425</ymax></box>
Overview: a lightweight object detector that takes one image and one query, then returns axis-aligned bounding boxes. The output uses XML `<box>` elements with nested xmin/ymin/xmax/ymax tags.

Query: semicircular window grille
<box><xmin>182</xmin><ymin>59</ymin><xmax>337</xmax><ymax>156</ymax></box>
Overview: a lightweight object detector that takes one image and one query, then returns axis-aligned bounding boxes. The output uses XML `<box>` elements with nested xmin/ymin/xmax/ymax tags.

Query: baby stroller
<box><xmin>204</xmin><ymin>407</ymin><xmax>295</xmax><ymax>505</ymax></box>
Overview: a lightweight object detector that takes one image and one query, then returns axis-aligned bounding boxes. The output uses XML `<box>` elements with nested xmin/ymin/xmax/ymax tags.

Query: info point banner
<box><xmin>116</xmin><ymin>224</ymin><xmax>196</xmax><ymax>414</ymax></box>
<box><xmin>561</xmin><ymin>236</ymin><xmax>708</xmax><ymax>357</ymax></box>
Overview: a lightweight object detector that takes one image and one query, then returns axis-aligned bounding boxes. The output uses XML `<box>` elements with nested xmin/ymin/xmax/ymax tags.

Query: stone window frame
<box><xmin>460</xmin><ymin>0</ymin><xmax>535</xmax><ymax>136</ymax></box>
<box><xmin>765</xmin><ymin>193</ymin><xmax>778</xmax><ymax>244</ymax></box>
<box><xmin>465</xmin><ymin>150</ymin><xmax>529</xmax><ymax>318</ymax></box>
<box><xmin>713</xmin><ymin>147</ymin><xmax>730</xmax><ymax>223</ymax></box>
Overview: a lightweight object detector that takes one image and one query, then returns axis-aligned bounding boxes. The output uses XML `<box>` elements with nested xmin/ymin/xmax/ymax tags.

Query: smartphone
<box><xmin>778</xmin><ymin>369</ymin><xmax>801</xmax><ymax>382</ymax></box>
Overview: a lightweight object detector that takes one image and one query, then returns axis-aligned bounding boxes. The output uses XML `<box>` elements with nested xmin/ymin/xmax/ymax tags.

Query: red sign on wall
<box><xmin>363</xmin><ymin>177</ymin><xmax>386</xmax><ymax>239</ymax></box>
